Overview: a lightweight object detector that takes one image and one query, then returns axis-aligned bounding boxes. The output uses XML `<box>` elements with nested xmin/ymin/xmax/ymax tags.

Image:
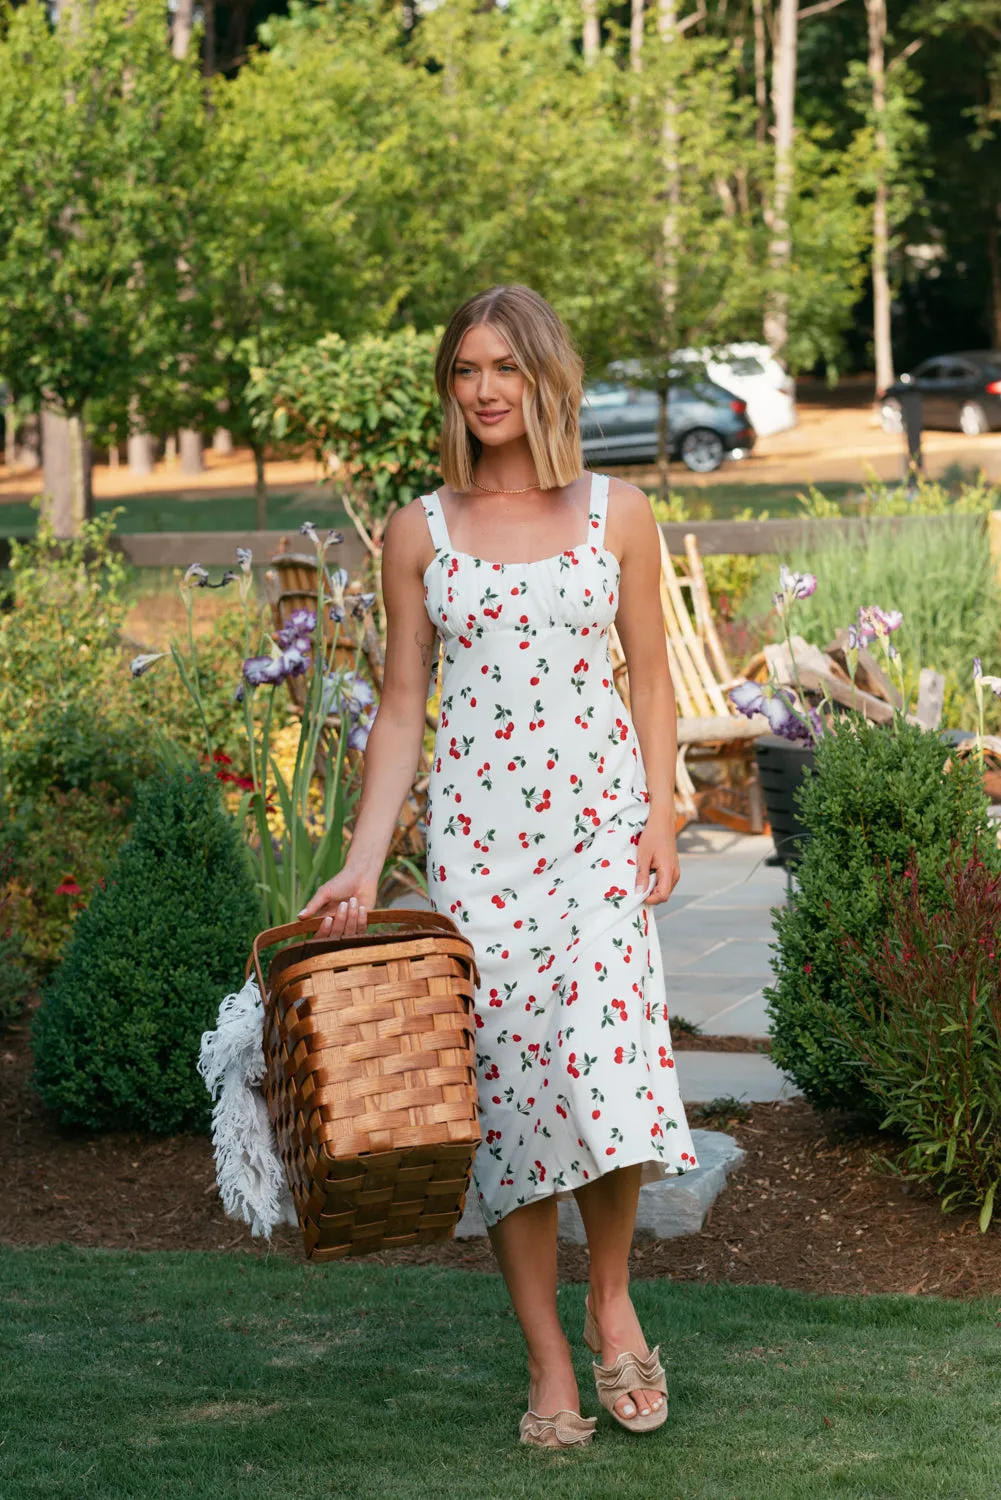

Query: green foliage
<box><xmin>0</xmin><ymin>843</ymin><xmax>31</xmax><ymax>1028</ymax></box>
<box><xmin>4</xmin><ymin>784</ymin><xmax>131</xmax><ymax>978</ymax></box>
<box><xmin>0</xmin><ymin>511</ymin><xmax>158</xmax><ymax>806</ymax></box>
<box><xmin>834</xmin><ymin>856</ymin><xmax>1001</xmax><ymax>1230</ymax></box>
<box><xmin>744</xmin><ymin>506</ymin><xmax>1001</xmax><ymax>730</ymax></box>
<box><xmin>766</xmin><ymin>717</ymin><xmax>1000</xmax><ymax>1113</ymax></box>
<box><xmin>32</xmin><ymin>766</ymin><xmax>261</xmax><ymax>1134</ymax></box>
<box><xmin>249</xmin><ymin>329</ymin><xmax>442</xmax><ymax>545</ymax></box>
<box><xmin>0</xmin><ymin>0</ymin><xmax>208</xmax><ymax>425</ymax></box>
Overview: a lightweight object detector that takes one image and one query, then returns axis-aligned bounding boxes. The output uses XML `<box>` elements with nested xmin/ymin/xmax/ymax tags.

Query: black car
<box><xmin>579</xmin><ymin>378</ymin><xmax>756</xmax><ymax>473</ymax></box>
<box><xmin>881</xmin><ymin>351</ymin><xmax>1001</xmax><ymax>435</ymax></box>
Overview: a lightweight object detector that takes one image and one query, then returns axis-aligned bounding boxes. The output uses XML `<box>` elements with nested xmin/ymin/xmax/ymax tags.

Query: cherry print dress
<box><xmin>421</xmin><ymin>472</ymin><xmax>698</xmax><ymax>1227</ymax></box>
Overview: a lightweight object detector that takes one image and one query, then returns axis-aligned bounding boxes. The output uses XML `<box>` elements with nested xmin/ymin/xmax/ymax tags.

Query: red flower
<box><xmin>54</xmin><ymin>876</ymin><xmax>82</xmax><ymax>897</ymax></box>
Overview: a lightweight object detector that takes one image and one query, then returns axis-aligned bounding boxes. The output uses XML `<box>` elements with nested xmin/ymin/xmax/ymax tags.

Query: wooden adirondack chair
<box><xmin>608</xmin><ymin>530</ymin><xmax>767</xmax><ymax>832</ymax></box>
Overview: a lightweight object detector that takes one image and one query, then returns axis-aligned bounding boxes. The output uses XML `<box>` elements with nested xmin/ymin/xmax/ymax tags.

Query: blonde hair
<box><xmin>434</xmin><ymin>285</ymin><xmax>584</xmax><ymax>492</ymax></box>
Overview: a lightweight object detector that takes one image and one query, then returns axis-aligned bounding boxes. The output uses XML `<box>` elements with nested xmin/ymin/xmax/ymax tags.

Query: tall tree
<box><xmin>0</xmin><ymin>1</ymin><xmax>207</xmax><ymax>534</ymax></box>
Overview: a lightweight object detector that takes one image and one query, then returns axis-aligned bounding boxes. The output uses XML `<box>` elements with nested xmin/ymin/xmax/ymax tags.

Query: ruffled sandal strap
<box><xmin>519</xmin><ymin>1408</ymin><xmax>597</xmax><ymax>1448</ymax></box>
<box><xmin>592</xmin><ymin>1345</ymin><xmax>667</xmax><ymax>1405</ymax></box>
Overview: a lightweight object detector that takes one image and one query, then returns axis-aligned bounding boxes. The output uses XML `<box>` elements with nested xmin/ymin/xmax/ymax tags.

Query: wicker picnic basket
<box><xmin>249</xmin><ymin>910</ymin><xmax>480</xmax><ymax>1262</ymax></box>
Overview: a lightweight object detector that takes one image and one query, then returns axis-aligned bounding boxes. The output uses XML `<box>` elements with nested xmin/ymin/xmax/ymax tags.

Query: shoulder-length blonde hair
<box><xmin>434</xmin><ymin>285</ymin><xmax>584</xmax><ymax>493</ymax></box>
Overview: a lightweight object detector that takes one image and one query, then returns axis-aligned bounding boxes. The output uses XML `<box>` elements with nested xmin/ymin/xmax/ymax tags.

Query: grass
<box><xmin>2</xmin><ymin>1247</ymin><xmax>1000</xmax><ymax>1500</ymax></box>
<box><xmin>663</xmin><ymin>482</ymin><xmax>856</xmax><ymax>520</ymax></box>
<box><xmin>0</xmin><ymin>481</ymin><xmax>854</xmax><ymax>538</ymax></box>
<box><xmin>0</xmin><ymin>490</ymin><xmax>345</xmax><ymax>537</ymax></box>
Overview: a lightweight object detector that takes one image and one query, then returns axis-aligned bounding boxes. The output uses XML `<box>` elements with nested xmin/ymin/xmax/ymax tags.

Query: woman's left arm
<box><xmin>607</xmin><ymin>478</ymin><xmax>680</xmax><ymax>906</ymax></box>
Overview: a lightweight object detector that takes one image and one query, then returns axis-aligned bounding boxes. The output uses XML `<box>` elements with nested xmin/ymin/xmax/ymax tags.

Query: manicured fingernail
<box><xmin>349</xmin><ymin>897</ymin><xmax>357</xmax><ymax>907</ymax></box>
<box><xmin>338</xmin><ymin>902</ymin><xmax>347</xmax><ymax>913</ymax></box>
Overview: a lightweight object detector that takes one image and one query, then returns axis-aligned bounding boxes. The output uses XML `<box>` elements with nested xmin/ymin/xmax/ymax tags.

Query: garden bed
<box><xmin>3</xmin><ymin>1001</ymin><xmax>998</xmax><ymax>1296</ymax></box>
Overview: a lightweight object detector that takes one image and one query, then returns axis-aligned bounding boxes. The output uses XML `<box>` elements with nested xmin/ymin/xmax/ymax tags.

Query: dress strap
<box><xmin>421</xmin><ymin>491</ymin><xmax>452</xmax><ymax>556</ymax></box>
<box><xmin>587</xmin><ymin>471</ymin><xmax>610</xmax><ymax>548</ymax></box>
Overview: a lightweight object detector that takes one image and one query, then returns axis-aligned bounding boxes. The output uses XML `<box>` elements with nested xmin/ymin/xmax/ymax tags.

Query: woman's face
<box><xmin>452</xmin><ymin>323</ymin><xmax>528</xmax><ymax>447</ymax></box>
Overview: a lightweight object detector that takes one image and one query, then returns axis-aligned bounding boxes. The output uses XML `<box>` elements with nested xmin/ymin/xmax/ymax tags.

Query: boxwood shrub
<box><xmin>766</xmin><ymin>717</ymin><xmax>1000</xmax><ymax>1114</ymax></box>
<box><xmin>32</xmin><ymin>765</ymin><xmax>262</xmax><ymax>1134</ymax></box>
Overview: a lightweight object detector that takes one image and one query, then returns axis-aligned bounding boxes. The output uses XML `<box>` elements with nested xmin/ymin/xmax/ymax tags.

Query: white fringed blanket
<box><xmin>197</xmin><ymin>976</ymin><xmax>297</xmax><ymax>1239</ymax></box>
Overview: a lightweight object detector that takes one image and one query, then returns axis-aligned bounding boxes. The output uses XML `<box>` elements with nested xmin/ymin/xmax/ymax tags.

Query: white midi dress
<box><xmin>421</xmin><ymin>472</ymin><xmax>698</xmax><ymax>1227</ymax></box>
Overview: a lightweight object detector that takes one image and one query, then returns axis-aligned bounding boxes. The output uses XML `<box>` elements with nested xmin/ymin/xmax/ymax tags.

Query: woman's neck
<box><xmin>472</xmin><ymin>436</ymin><xmax>542</xmax><ymax>493</ymax></box>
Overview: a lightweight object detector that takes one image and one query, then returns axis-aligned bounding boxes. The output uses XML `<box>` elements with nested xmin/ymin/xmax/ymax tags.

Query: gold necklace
<box><xmin>472</xmin><ymin>478</ymin><xmax>540</xmax><ymax>495</ymax></box>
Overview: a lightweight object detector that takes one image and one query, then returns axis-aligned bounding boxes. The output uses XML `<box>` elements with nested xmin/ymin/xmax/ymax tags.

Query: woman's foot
<box><xmin>587</xmin><ymin>1291</ymin><xmax>665</xmax><ymax>1422</ymax></box>
<box><xmin>527</xmin><ymin>1344</ymin><xmax>583</xmax><ymax>1421</ymax></box>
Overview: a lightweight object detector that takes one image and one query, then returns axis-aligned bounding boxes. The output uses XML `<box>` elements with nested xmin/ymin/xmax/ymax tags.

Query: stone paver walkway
<box><xmin>663</xmin><ymin>825</ymin><xmax>800</xmax><ymax>1103</ymax></box>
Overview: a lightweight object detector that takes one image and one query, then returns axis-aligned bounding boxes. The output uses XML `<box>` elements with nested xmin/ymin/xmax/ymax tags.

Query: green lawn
<box><xmin>0</xmin><ymin>481</ymin><xmax>857</xmax><ymax>539</ymax></box>
<box><xmin>664</xmin><ymin>481</ymin><xmax>856</xmax><ymax>520</ymax></box>
<box><xmin>2</xmin><ymin>1247</ymin><xmax>999</xmax><ymax>1500</ymax></box>
<box><xmin>0</xmin><ymin>489</ymin><xmax>345</xmax><ymax>537</ymax></box>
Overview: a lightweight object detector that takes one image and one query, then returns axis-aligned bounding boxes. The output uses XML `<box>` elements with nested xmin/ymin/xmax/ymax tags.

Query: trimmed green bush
<box><xmin>765</xmin><ymin>718</ymin><xmax>1000</xmax><ymax>1114</ymax></box>
<box><xmin>32</xmin><ymin>765</ymin><xmax>261</xmax><ymax>1133</ymax></box>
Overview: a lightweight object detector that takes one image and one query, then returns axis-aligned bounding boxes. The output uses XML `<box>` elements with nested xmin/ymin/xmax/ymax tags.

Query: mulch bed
<box><xmin>3</xmin><ymin>1005</ymin><xmax>999</xmax><ymax>1297</ymax></box>
<box><xmin>670</xmin><ymin>1032</ymin><xmax>771</xmax><ymax>1053</ymax></box>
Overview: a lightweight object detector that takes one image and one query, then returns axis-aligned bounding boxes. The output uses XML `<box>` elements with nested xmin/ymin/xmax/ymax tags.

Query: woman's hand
<box><xmin>298</xmin><ymin>867</ymin><xmax>379</xmax><ymax>940</ymax></box>
<box><xmin>635</xmin><ymin>812</ymin><xmax>680</xmax><ymax>907</ymax></box>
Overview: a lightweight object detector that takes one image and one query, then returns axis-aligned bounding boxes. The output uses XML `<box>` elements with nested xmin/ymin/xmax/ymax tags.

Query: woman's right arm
<box><xmin>299</xmin><ymin>502</ymin><xmax>437</xmax><ymax>939</ymax></box>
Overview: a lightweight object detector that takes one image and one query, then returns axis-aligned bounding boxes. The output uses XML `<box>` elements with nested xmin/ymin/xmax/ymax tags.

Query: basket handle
<box><xmin>246</xmin><ymin>909</ymin><xmax>468</xmax><ymax>996</ymax></box>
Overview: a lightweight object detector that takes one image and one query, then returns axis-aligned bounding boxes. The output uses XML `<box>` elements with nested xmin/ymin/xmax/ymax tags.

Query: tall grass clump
<box><xmin>745</xmin><ymin>513</ymin><xmax>1001</xmax><ymax>728</ymax></box>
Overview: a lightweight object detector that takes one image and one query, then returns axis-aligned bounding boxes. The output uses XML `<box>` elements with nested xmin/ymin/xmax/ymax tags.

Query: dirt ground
<box><xmin>4</xmin><ymin>1002</ymin><xmax>998</xmax><ymax>1297</ymax></box>
<box><xmin>5</xmin><ymin>380</ymin><xmax>1001</xmax><ymax>503</ymax></box>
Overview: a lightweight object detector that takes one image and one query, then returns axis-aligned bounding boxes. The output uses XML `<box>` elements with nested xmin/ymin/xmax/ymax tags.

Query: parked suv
<box><xmin>579</xmin><ymin>378</ymin><xmax>756</xmax><ymax>473</ymax></box>
<box><xmin>880</xmin><ymin>351</ymin><xmax>1001</xmax><ymax>435</ymax></box>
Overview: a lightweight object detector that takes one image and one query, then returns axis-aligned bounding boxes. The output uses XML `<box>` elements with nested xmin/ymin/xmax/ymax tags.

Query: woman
<box><xmin>301</xmin><ymin>285</ymin><xmax>698</xmax><ymax>1448</ymax></box>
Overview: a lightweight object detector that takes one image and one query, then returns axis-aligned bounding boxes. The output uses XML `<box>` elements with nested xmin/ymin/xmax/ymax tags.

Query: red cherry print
<box><xmin>530</xmin><ymin>677</ymin><xmax>540</xmax><ymax>686</ymax></box>
<box><xmin>605</xmin><ymin>1146</ymin><xmax>616</xmax><ymax>1156</ymax></box>
<box><xmin>592</xmin><ymin>1109</ymin><xmax>601</xmax><ymax>1120</ymax></box>
<box><xmin>519</xmin><ymin>641</ymin><xmax>529</xmax><ymax>649</ymax></box>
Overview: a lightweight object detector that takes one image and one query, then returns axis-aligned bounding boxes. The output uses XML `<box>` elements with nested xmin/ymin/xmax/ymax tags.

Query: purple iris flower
<box><xmin>243</xmin><ymin>655</ymin><xmax>287</xmax><ymax>687</ymax></box>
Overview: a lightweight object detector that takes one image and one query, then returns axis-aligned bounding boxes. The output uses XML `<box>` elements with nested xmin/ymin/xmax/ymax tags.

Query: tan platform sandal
<box><xmin>583</xmin><ymin>1300</ymin><xmax>668</xmax><ymax>1434</ymax></box>
<box><xmin>519</xmin><ymin>1399</ymin><xmax>597</xmax><ymax>1449</ymax></box>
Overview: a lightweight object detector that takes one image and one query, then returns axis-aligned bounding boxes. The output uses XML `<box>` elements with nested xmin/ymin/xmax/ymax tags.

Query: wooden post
<box><xmin>988</xmin><ymin>511</ymin><xmax>1001</xmax><ymax>588</ymax></box>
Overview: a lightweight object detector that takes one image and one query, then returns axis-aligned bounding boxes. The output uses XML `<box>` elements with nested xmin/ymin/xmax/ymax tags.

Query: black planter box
<box><xmin>754</xmin><ymin>735</ymin><xmax>817</xmax><ymax>868</ymax></box>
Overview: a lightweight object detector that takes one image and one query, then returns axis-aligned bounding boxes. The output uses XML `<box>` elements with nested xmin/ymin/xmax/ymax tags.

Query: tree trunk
<box><xmin>631</xmin><ymin>0</ymin><xmax>645</xmax><ymax>71</ymax></box>
<box><xmin>3</xmin><ymin>393</ymin><xmax>15</xmax><ymax>470</ymax></box>
<box><xmin>13</xmin><ymin>412</ymin><xmax>41</xmax><ymax>470</ymax></box>
<box><xmin>212</xmin><ymin>427</ymin><xmax>234</xmax><ymax>454</ymax></box>
<box><xmin>582</xmin><ymin>0</ymin><xmax>600</xmax><ymax>60</ymax></box>
<box><xmin>253</xmin><ymin>443</ymin><xmax>267</xmax><ymax>531</ymax></box>
<box><xmin>752</xmin><ymin>0</ymin><xmax>768</xmax><ymax>146</ymax></box>
<box><xmin>989</xmin><ymin>204</ymin><xmax>1001</xmax><ymax>349</ymax></box>
<box><xmin>171</xmin><ymin>0</ymin><xmax>195</xmax><ymax>60</ymax></box>
<box><xmin>657</xmin><ymin>386</ymin><xmax>671</xmax><ymax>499</ymax></box>
<box><xmin>42</xmin><ymin>409</ymin><xmax>93</xmax><ymax>539</ymax></box>
<box><xmin>867</xmin><ymin>0</ymin><xmax>893</xmax><ymax>395</ymax></box>
<box><xmin>128</xmin><ymin>430</ymin><xmax>156</xmax><ymax>475</ymax></box>
<box><xmin>179</xmin><ymin>429</ymin><xmax>204</xmax><ymax>475</ymax></box>
<box><xmin>763</xmin><ymin>0</ymin><xmax>797</xmax><ymax>357</ymax></box>
<box><xmin>203</xmin><ymin>0</ymin><xmax>216</xmax><ymax>77</ymax></box>
<box><xmin>659</xmin><ymin>0</ymin><xmax>680</xmax><ymax>333</ymax></box>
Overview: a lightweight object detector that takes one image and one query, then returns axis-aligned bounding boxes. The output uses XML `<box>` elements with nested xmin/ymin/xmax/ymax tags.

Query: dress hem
<box><xmin>479</xmin><ymin>1149</ymin><xmax>699</xmax><ymax>1230</ymax></box>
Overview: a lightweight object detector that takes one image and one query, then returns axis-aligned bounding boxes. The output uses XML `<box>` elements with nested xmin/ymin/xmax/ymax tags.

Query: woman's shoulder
<box><xmin>384</xmin><ymin>494</ymin><xmax>438</xmax><ymax>564</ymax></box>
<box><xmin>603</xmin><ymin>474</ymin><xmax>658</xmax><ymax>557</ymax></box>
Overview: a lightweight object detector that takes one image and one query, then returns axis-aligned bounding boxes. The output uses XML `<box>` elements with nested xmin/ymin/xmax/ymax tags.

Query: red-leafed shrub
<box><xmin>837</xmin><ymin>855</ymin><xmax>1001</xmax><ymax>1231</ymax></box>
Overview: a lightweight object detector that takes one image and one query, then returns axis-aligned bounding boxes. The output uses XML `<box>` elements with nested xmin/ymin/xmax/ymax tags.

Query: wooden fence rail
<box><xmin>0</xmin><ymin>510</ymin><xmax>990</xmax><ymax>570</ymax></box>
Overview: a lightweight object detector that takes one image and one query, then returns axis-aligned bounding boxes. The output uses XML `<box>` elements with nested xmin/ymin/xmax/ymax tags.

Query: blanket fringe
<box><xmin>198</xmin><ymin>977</ymin><xmax>296</xmax><ymax>1239</ymax></box>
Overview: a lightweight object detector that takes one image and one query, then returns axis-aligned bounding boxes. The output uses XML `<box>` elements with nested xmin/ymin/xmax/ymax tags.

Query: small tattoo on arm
<box><xmin>416</xmin><ymin>631</ymin><xmax>431</xmax><ymax>667</ymax></box>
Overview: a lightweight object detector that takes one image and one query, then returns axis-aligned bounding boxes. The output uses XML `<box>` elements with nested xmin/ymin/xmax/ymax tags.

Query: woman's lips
<box><xmin>476</xmin><ymin>410</ymin><xmax>510</xmax><ymax>425</ymax></box>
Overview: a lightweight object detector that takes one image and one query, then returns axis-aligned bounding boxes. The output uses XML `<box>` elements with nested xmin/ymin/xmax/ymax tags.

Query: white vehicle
<box><xmin>677</xmin><ymin>343</ymin><xmax>797</xmax><ymax>438</ymax></box>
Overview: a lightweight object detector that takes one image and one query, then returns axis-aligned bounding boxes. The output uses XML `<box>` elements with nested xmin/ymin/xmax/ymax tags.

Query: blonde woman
<box><xmin>302</xmin><ymin>285</ymin><xmax>698</xmax><ymax>1448</ymax></box>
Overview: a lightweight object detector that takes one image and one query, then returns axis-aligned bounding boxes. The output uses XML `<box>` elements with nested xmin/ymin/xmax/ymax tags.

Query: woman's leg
<box><xmin>573</xmin><ymin>1166</ymin><xmax>664</xmax><ymax>1420</ymax></box>
<box><xmin>488</xmin><ymin>1195</ymin><xmax>581</xmax><ymax>1416</ymax></box>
